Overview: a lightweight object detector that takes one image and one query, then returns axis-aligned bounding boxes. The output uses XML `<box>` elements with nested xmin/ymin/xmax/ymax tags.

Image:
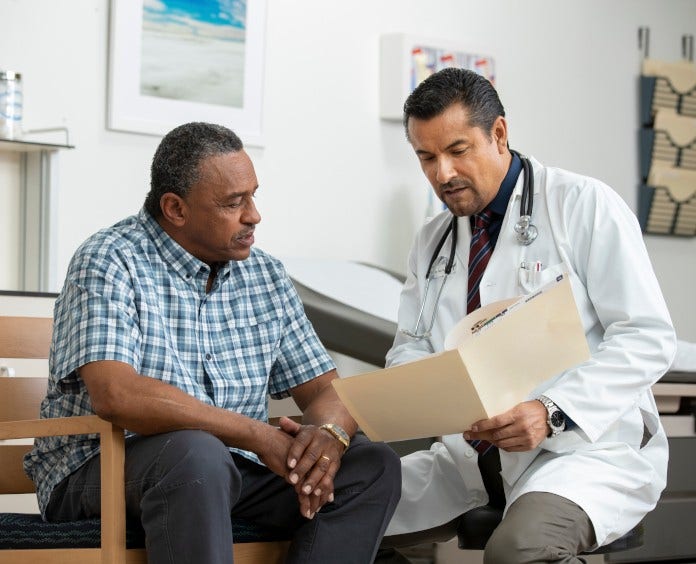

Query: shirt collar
<box><xmin>137</xmin><ymin>208</ymin><xmax>232</xmax><ymax>286</ymax></box>
<box><xmin>487</xmin><ymin>151</ymin><xmax>522</xmax><ymax>217</ymax></box>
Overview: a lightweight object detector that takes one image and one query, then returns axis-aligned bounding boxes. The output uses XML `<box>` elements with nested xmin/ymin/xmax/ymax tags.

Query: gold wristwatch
<box><xmin>319</xmin><ymin>423</ymin><xmax>350</xmax><ymax>450</ymax></box>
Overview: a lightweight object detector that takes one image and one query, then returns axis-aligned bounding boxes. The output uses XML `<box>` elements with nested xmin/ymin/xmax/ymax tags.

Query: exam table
<box><xmin>288</xmin><ymin>262</ymin><xmax>402</xmax><ymax>368</ymax></box>
<box><xmin>607</xmin><ymin>369</ymin><xmax>696</xmax><ymax>563</ymax></box>
<box><xmin>288</xmin><ymin>265</ymin><xmax>431</xmax><ymax>462</ymax></box>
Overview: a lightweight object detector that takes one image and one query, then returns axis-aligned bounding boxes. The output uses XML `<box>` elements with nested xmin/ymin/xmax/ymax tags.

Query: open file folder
<box><xmin>332</xmin><ymin>274</ymin><xmax>590</xmax><ymax>442</ymax></box>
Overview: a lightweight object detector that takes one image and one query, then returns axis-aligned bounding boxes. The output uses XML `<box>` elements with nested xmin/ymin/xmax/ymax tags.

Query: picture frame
<box><xmin>107</xmin><ymin>0</ymin><xmax>267</xmax><ymax>146</ymax></box>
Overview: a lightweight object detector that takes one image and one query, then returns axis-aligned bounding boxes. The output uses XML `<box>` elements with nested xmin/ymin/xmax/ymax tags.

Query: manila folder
<box><xmin>331</xmin><ymin>274</ymin><xmax>589</xmax><ymax>442</ymax></box>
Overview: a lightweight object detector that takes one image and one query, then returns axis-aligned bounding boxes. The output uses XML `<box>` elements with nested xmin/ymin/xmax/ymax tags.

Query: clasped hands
<box><xmin>462</xmin><ymin>399</ymin><xmax>549</xmax><ymax>452</ymax></box>
<box><xmin>260</xmin><ymin>416</ymin><xmax>345</xmax><ymax>520</ymax></box>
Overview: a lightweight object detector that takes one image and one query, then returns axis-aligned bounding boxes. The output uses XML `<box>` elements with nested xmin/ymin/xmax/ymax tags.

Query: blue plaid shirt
<box><xmin>24</xmin><ymin>209</ymin><xmax>335</xmax><ymax>516</ymax></box>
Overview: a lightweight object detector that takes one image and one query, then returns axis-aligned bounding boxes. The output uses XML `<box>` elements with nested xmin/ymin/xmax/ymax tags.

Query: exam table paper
<box><xmin>280</xmin><ymin>257</ymin><xmax>402</xmax><ymax>323</ymax></box>
<box><xmin>672</xmin><ymin>339</ymin><xmax>696</xmax><ymax>372</ymax></box>
<box><xmin>332</xmin><ymin>274</ymin><xmax>590</xmax><ymax>442</ymax></box>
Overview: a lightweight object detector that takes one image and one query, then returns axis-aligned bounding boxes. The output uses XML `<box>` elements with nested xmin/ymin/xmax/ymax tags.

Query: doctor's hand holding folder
<box><xmin>332</xmin><ymin>273</ymin><xmax>590</xmax><ymax>443</ymax></box>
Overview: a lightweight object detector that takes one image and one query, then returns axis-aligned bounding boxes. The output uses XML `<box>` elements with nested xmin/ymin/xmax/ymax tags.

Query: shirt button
<box><xmin>464</xmin><ymin>447</ymin><xmax>474</xmax><ymax>458</ymax></box>
<box><xmin>205</xmin><ymin>353</ymin><xmax>212</xmax><ymax>360</ymax></box>
<box><xmin>186</xmin><ymin>273</ymin><xmax>192</xmax><ymax>279</ymax></box>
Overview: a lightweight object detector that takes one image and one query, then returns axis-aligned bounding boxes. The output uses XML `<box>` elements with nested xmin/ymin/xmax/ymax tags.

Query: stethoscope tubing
<box><xmin>423</xmin><ymin>151</ymin><xmax>534</xmax><ymax>281</ymax></box>
<box><xmin>519</xmin><ymin>153</ymin><xmax>533</xmax><ymax>218</ymax></box>
<box><xmin>402</xmin><ymin>151</ymin><xmax>536</xmax><ymax>341</ymax></box>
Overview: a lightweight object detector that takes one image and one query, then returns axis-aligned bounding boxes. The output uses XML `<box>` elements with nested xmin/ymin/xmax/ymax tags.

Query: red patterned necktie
<box><xmin>466</xmin><ymin>211</ymin><xmax>504</xmax><ymax>507</ymax></box>
<box><xmin>467</xmin><ymin>211</ymin><xmax>493</xmax><ymax>315</ymax></box>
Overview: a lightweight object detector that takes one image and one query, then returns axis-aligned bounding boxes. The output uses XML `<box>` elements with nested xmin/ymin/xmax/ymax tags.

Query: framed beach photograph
<box><xmin>107</xmin><ymin>0</ymin><xmax>267</xmax><ymax>146</ymax></box>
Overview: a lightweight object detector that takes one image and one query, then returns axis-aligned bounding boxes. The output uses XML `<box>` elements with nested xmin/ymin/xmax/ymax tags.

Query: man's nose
<box><xmin>436</xmin><ymin>157</ymin><xmax>457</xmax><ymax>185</ymax></box>
<box><xmin>243</xmin><ymin>198</ymin><xmax>261</xmax><ymax>225</ymax></box>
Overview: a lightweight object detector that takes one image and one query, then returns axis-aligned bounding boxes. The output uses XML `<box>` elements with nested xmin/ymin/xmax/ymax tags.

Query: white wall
<box><xmin>0</xmin><ymin>0</ymin><xmax>695</xmax><ymax>339</ymax></box>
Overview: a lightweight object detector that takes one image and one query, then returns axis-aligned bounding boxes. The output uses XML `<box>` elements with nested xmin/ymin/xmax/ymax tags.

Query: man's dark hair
<box><xmin>403</xmin><ymin>68</ymin><xmax>505</xmax><ymax>139</ymax></box>
<box><xmin>144</xmin><ymin>122</ymin><xmax>244</xmax><ymax>218</ymax></box>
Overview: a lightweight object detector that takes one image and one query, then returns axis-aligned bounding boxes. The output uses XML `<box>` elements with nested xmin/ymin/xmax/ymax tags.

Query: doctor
<box><xmin>382</xmin><ymin>68</ymin><xmax>676</xmax><ymax>562</ymax></box>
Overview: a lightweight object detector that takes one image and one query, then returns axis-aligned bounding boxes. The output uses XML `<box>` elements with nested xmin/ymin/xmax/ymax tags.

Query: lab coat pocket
<box><xmin>518</xmin><ymin>261</ymin><xmax>565</xmax><ymax>293</ymax></box>
<box><xmin>541</xmin><ymin>427</ymin><xmax>588</xmax><ymax>454</ymax></box>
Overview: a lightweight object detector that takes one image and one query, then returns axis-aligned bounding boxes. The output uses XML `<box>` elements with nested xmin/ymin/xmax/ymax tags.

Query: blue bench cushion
<box><xmin>0</xmin><ymin>513</ymin><xmax>292</xmax><ymax>549</ymax></box>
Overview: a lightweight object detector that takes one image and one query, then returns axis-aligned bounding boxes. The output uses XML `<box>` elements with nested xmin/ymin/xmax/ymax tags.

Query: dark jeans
<box><xmin>47</xmin><ymin>429</ymin><xmax>401</xmax><ymax>564</ymax></box>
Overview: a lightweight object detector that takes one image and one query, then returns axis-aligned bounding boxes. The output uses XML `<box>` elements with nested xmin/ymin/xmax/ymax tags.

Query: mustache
<box><xmin>439</xmin><ymin>178</ymin><xmax>468</xmax><ymax>191</ymax></box>
<box><xmin>236</xmin><ymin>228</ymin><xmax>255</xmax><ymax>239</ymax></box>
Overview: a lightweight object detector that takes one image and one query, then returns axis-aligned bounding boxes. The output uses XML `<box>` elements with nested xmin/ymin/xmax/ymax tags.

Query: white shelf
<box><xmin>0</xmin><ymin>138</ymin><xmax>74</xmax><ymax>153</ymax></box>
<box><xmin>0</xmin><ymin>132</ymin><xmax>75</xmax><ymax>291</ymax></box>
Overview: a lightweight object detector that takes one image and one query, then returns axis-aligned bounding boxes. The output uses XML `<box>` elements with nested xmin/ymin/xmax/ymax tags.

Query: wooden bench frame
<box><xmin>0</xmin><ymin>316</ymin><xmax>289</xmax><ymax>564</ymax></box>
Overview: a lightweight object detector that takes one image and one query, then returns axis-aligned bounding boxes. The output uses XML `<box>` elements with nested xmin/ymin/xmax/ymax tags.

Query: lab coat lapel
<box><xmin>454</xmin><ymin>215</ymin><xmax>471</xmax><ymax>273</ymax></box>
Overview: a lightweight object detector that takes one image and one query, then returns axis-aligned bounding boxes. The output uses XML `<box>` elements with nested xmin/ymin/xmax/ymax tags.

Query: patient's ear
<box><xmin>160</xmin><ymin>193</ymin><xmax>187</xmax><ymax>227</ymax></box>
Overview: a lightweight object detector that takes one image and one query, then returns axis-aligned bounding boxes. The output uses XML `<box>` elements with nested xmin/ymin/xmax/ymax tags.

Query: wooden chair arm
<box><xmin>0</xmin><ymin>414</ymin><xmax>127</xmax><ymax>564</ymax></box>
<box><xmin>0</xmin><ymin>415</ymin><xmax>113</xmax><ymax>441</ymax></box>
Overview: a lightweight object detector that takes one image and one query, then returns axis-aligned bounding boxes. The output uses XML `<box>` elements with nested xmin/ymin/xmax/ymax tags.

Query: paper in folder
<box><xmin>332</xmin><ymin>274</ymin><xmax>590</xmax><ymax>442</ymax></box>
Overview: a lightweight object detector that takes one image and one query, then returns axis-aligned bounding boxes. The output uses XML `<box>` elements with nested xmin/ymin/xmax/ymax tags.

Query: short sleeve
<box><xmin>266</xmin><ymin>269</ymin><xmax>335</xmax><ymax>398</ymax></box>
<box><xmin>51</xmin><ymin>242</ymin><xmax>143</xmax><ymax>390</ymax></box>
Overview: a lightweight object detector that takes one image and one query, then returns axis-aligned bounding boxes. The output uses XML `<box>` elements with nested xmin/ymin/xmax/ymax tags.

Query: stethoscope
<box><xmin>400</xmin><ymin>151</ymin><xmax>537</xmax><ymax>341</ymax></box>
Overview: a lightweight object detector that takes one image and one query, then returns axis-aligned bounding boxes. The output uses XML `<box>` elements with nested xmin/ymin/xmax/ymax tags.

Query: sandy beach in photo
<box><xmin>140</xmin><ymin>31</ymin><xmax>245</xmax><ymax>107</ymax></box>
<box><xmin>139</xmin><ymin>0</ymin><xmax>247</xmax><ymax>108</ymax></box>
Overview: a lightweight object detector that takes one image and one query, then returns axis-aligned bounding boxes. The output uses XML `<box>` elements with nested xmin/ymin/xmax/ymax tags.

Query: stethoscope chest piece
<box><xmin>514</xmin><ymin>215</ymin><xmax>538</xmax><ymax>245</ymax></box>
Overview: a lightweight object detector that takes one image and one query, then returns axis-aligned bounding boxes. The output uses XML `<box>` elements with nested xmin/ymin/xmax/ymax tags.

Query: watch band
<box><xmin>538</xmin><ymin>395</ymin><xmax>566</xmax><ymax>437</ymax></box>
<box><xmin>319</xmin><ymin>423</ymin><xmax>350</xmax><ymax>450</ymax></box>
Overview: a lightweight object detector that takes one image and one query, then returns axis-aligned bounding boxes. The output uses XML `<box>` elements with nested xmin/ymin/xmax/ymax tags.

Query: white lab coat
<box><xmin>385</xmin><ymin>157</ymin><xmax>676</xmax><ymax>549</ymax></box>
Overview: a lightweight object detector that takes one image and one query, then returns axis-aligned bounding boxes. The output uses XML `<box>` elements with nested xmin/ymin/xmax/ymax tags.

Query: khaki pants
<box><xmin>485</xmin><ymin>492</ymin><xmax>596</xmax><ymax>564</ymax></box>
<box><xmin>377</xmin><ymin>492</ymin><xmax>595</xmax><ymax>564</ymax></box>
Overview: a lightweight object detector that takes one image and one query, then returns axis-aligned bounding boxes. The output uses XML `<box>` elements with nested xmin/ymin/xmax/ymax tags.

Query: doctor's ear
<box><xmin>491</xmin><ymin>116</ymin><xmax>508</xmax><ymax>153</ymax></box>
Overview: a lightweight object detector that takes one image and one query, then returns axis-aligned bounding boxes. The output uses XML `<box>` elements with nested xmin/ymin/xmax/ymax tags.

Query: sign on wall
<box><xmin>379</xmin><ymin>33</ymin><xmax>495</xmax><ymax>121</ymax></box>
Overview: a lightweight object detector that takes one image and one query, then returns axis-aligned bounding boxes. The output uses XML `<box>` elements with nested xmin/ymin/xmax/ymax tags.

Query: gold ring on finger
<box><xmin>320</xmin><ymin>455</ymin><xmax>331</xmax><ymax>463</ymax></box>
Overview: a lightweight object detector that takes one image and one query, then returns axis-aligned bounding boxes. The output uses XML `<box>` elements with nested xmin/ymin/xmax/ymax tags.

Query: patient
<box><xmin>24</xmin><ymin>122</ymin><xmax>401</xmax><ymax>564</ymax></box>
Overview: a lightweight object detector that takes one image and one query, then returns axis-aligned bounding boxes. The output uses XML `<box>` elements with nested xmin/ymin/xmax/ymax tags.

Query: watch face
<box><xmin>550</xmin><ymin>410</ymin><xmax>565</xmax><ymax>428</ymax></box>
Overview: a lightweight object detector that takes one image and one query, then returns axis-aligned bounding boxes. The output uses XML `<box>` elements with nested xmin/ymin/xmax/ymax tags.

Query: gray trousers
<box><xmin>485</xmin><ymin>492</ymin><xmax>596</xmax><ymax>564</ymax></box>
<box><xmin>46</xmin><ymin>429</ymin><xmax>401</xmax><ymax>564</ymax></box>
<box><xmin>378</xmin><ymin>492</ymin><xmax>595</xmax><ymax>564</ymax></box>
